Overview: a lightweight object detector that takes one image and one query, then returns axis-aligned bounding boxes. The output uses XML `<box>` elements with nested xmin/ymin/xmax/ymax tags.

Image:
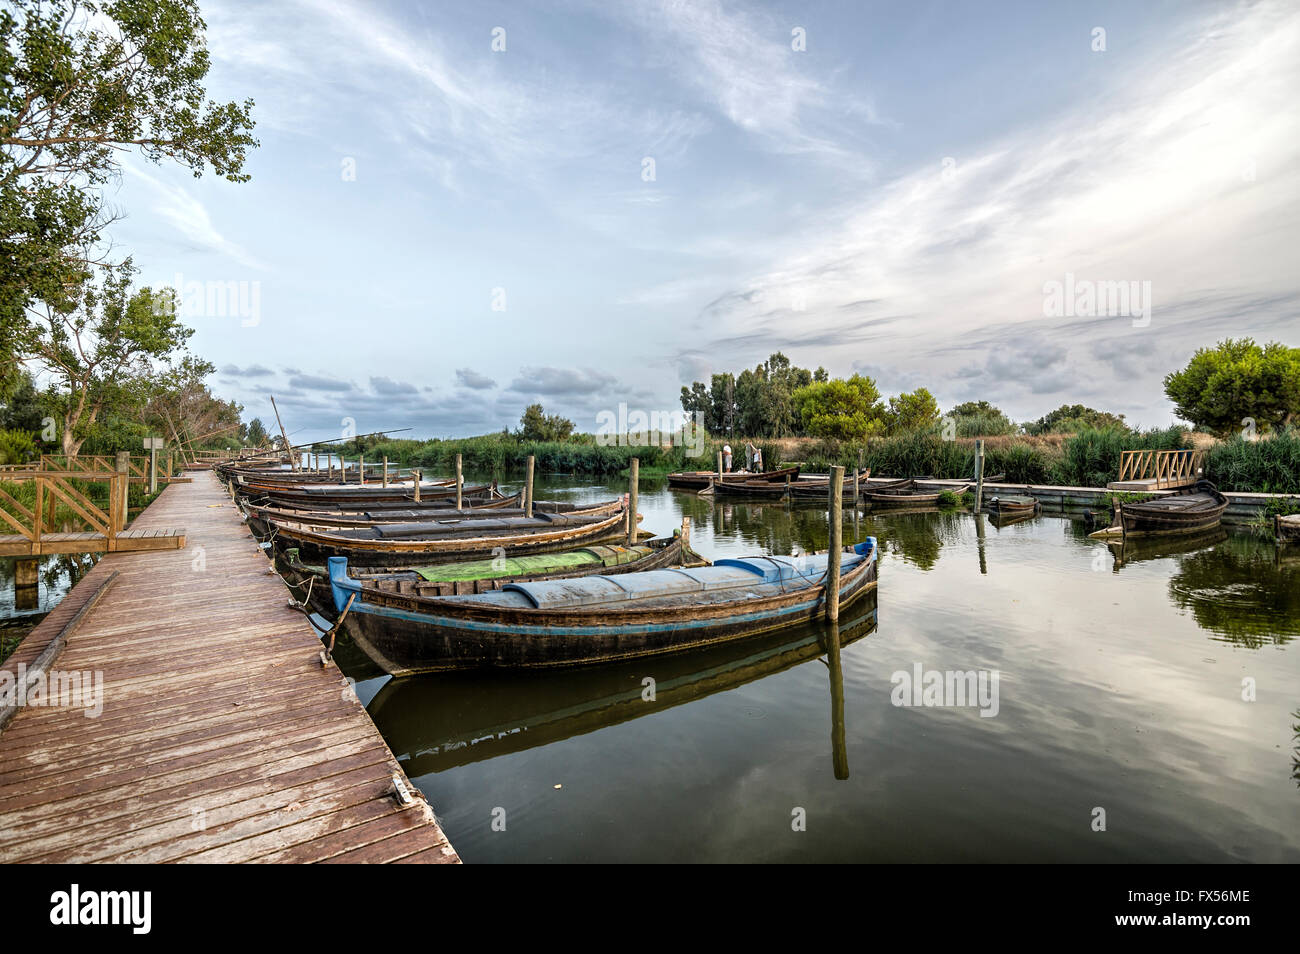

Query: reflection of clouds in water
<box><xmin>354</xmin><ymin>476</ymin><xmax>1299</xmax><ymax>863</ymax></box>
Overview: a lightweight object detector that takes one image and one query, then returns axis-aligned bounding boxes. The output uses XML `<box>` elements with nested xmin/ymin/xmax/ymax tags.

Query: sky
<box><xmin>101</xmin><ymin>0</ymin><xmax>1299</xmax><ymax>442</ymax></box>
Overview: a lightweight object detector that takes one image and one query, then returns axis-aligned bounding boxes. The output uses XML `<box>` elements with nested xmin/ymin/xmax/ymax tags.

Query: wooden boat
<box><xmin>249</xmin><ymin>481</ymin><xmax>496</xmax><ymax>508</ymax></box>
<box><xmin>271</xmin><ymin>506</ymin><xmax>635</xmax><ymax>566</ymax></box>
<box><xmin>284</xmin><ymin>536</ymin><xmax>705</xmax><ymax>614</ymax></box>
<box><xmin>364</xmin><ymin>599</ymin><xmax>878</xmax><ymax>773</ymax></box>
<box><xmin>1114</xmin><ymin>480</ymin><xmax>1229</xmax><ymax>536</ymax></box>
<box><xmin>864</xmin><ymin>477</ymin><xmax>964</xmax><ymax>508</ymax></box>
<box><xmin>244</xmin><ymin>496</ymin><xmax>622</xmax><ymax>535</ymax></box>
<box><xmin>986</xmin><ymin>494</ymin><xmax>1040</xmax><ymax>515</ymax></box>
<box><xmin>711</xmin><ymin>479</ymin><xmax>790</xmax><ymax>500</ymax></box>
<box><xmin>788</xmin><ymin>468</ymin><xmax>872</xmax><ymax>499</ymax></box>
<box><xmin>252</xmin><ymin>487</ymin><xmax>513</xmax><ymax>513</ymax></box>
<box><xmin>666</xmin><ymin>465</ymin><xmax>799</xmax><ymax>490</ymax></box>
<box><xmin>325</xmin><ymin>539</ymin><xmax>878</xmax><ymax>673</ymax></box>
<box><xmin>1276</xmin><ymin>513</ymin><xmax>1300</xmax><ymax>546</ymax></box>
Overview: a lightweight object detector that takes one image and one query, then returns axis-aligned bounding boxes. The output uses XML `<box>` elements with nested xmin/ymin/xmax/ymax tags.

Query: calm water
<box><xmin>333</xmin><ymin>474</ymin><xmax>1300</xmax><ymax>862</ymax></box>
<box><xmin>10</xmin><ymin>472</ymin><xmax>1291</xmax><ymax>862</ymax></box>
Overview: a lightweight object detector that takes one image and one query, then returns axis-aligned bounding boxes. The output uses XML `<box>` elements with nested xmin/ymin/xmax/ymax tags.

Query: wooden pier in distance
<box><xmin>0</xmin><ymin>470</ymin><xmax>459</xmax><ymax>864</ymax></box>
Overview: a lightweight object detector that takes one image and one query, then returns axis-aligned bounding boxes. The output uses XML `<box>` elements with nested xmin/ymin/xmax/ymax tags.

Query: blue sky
<box><xmin>103</xmin><ymin>0</ymin><xmax>1298</xmax><ymax>441</ymax></box>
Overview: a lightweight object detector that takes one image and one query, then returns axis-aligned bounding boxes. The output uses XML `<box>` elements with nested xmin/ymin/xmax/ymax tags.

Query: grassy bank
<box><xmin>335</xmin><ymin>434</ymin><xmax>783</xmax><ymax>480</ymax></box>
<box><xmin>331</xmin><ymin>427</ymin><xmax>1300</xmax><ymax>494</ymax></box>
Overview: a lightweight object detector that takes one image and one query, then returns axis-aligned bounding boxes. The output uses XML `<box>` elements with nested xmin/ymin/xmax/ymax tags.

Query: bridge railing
<box><xmin>1117</xmin><ymin>449</ymin><xmax>1206</xmax><ymax>489</ymax></box>
<box><xmin>0</xmin><ymin>470</ymin><xmax>129</xmax><ymax>547</ymax></box>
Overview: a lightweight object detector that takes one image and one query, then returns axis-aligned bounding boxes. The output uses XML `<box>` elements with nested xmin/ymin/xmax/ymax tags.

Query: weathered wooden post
<box><xmin>412</xmin><ymin>468</ymin><xmax>421</xmax><ymax>502</ymax></box>
<box><xmin>455</xmin><ymin>453</ymin><xmax>463</xmax><ymax>510</ymax></box>
<box><xmin>525</xmin><ymin>455</ymin><xmax>535</xmax><ymax>518</ymax></box>
<box><xmin>627</xmin><ymin>457</ymin><xmax>639</xmax><ymax>546</ymax></box>
<box><xmin>115</xmin><ymin>451</ymin><xmax>130</xmax><ymax>530</ymax></box>
<box><xmin>975</xmin><ymin>439</ymin><xmax>985</xmax><ymax>512</ymax></box>
<box><xmin>359</xmin><ymin>453</ymin><xmax>365</xmax><ymax>485</ymax></box>
<box><xmin>382</xmin><ymin>456</ymin><xmax>389</xmax><ymax>488</ymax></box>
<box><xmin>717</xmin><ymin>450</ymin><xmax>724</xmax><ymax>478</ymax></box>
<box><xmin>680</xmin><ymin>515</ymin><xmax>691</xmax><ymax>550</ymax></box>
<box><xmin>167</xmin><ymin>449</ymin><xmax>174</xmax><ymax>478</ymax></box>
<box><xmin>827</xmin><ymin>465</ymin><xmax>844</xmax><ymax>622</ymax></box>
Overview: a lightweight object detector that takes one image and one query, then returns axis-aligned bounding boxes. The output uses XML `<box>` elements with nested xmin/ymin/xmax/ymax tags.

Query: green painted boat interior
<box><xmin>412</xmin><ymin>545</ymin><xmax>650</xmax><ymax>582</ymax></box>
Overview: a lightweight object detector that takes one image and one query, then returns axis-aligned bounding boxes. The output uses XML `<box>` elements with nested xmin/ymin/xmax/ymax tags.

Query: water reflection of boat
<box><xmin>366</xmin><ymin>595</ymin><xmax>878</xmax><ymax>775</ymax></box>
<box><xmin>987</xmin><ymin>507</ymin><xmax>1040</xmax><ymax>529</ymax></box>
<box><xmin>1107</xmin><ymin>527</ymin><xmax>1228</xmax><ymax>568</ymax></box>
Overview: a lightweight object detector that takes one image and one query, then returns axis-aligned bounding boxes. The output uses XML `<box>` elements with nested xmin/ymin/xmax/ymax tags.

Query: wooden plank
<box><xmin>0</xmin><ymin>471</ymin><xmax>458</xmax><ymax>864</ymax></box>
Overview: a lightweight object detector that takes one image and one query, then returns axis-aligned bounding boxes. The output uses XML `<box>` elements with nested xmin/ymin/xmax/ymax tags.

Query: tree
<box><xmin>1027</xmin><ymin>404</ymin><xmax>1127</xmax><ymax>435</ymax></box>
<box><xmin>886</xmin><ymin>388</ymin><xmax>941</xmax><ymax>433</ymax></box>
<box><xmin>245</xmin><ymin>417</ymin><xmax>268</xmax><ymax>448</ymax></box>
<box><xmin>945</xmin><ymin>400</ymin><xmax>1018</xmax><ymax>437</ymax></box>
<box><xmin>948</xmin><ymin>400</ymin><xmax>1003</xmax><ymax>418</ymax></box>
<box><xmin>794</xmin><ymin>374</ymin><xmax>885</xmax><ymax>441</ymax></box>
<box><xmin>1</xmin><ymin>0</ymin><xmax>258</xmax><ymax>354</ymax></box>
<box><xmin>1163</xmin><ymin>338</ymin><xmax>1300</xmax><ymax>435</ymax></box>
<box><xmin>518</xmin><ymin>403</ymin><xmax>575</xmax><ymax>441</ymax></box>
<box><xmin>26</xmin><ymin>266</ymin><xmax>196</xmax><ymax>457</ymax></box>
<box><xmin>709</xmin><ymin>372</ymin><xmax>736</xmax><ymax>436</ymax></box>
<box><xmin>0</xmin><ymin>367</ymin><xmax>46</xmax><ymax>434</ymax></box>
<box><xmin>143</xmin><ymin>354</ymin><xmax>240</xmax><ymax>450</ymax></box>
<box><xmin>679</xmin><ymin>382</ymin><xmax>710</xmax><ymax>427</ymax></box>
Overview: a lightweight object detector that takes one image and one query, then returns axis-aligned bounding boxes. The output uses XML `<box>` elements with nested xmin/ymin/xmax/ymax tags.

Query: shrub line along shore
<box><xmin>326</xmin><ymin>426</ymin><xmax>1300</xmax><ymax>496</ymax></box>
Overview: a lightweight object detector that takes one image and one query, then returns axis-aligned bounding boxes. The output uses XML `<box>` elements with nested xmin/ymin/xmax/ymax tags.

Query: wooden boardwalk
<box><xmin>0</xmin><ymin>471</ymin><xmax>459</xmax><ymax>863</ymax></box>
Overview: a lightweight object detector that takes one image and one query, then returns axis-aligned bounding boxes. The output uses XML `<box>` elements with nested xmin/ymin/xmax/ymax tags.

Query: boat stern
<box><xmin>327</xmin><ymin>556</ymin><xmax>360</xmax><ymax>613</ymax></box>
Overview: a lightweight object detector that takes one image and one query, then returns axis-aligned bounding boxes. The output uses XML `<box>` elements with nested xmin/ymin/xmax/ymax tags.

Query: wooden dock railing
<box><xmin>0</xmin><ymin>469</ymin><xmax>186</xmax><ymax>555</ymax></box>
<box><xmin>0</xmin><ymin>470</ymin><xmax>128</xmax><ymax>547</ymax></box>
<box><xmin>1117</xmin><ymin>449</ymin><xmax>1206</xmax><ymax>489</ymax></box>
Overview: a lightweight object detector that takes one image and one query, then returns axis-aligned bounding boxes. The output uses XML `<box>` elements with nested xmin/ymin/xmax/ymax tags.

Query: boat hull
<box><xmin>329</xmin><ymin>545</ymin><xmax>878</xmax><ymax>674</ymax></box>
<box><xmin>666</xmin><ymin>465</ymin><xmax>800</xmax><ymax>490</ymax></box>
<box><xmin>1116</xmin><ymin>480</ymin><xmax>1229</xmax><ymax>536</ymax></box>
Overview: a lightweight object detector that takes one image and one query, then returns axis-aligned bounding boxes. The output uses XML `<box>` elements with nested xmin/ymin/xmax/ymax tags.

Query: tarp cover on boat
<box><xmin>499</xmin><ymin>549</ymin><xmax>870</xmax><ymax>609</ymax></box>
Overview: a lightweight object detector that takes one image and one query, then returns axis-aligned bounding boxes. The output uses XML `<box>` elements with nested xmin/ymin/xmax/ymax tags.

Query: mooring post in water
<box><xmin>525</xmin><ymin>455</ymin><xmax>535</xmax><ymax>518</ymax></box>
<box><xmin>853</xmin><ymin>464</ymin><xmax>860</xmax><ymax>504</ymax></box>
<box><xmin>680</xmin><ymin>515</ymin><xmax>691</xmax><ymax>549</ymax></box>
<box><xmin>975</xmin><ymin>439</ymin><xmax>985</xmax><ymax>512</ymax></box>
<box><xmin>359</xmin><ymin>453</ymin><xmax>365</xmax><ymax>485</ymax></box>
<box><xmin>380</xmin><ymin>456</ymin><xmax>387</xmax><ymax>488</ymax></box>
<box><xmin>718</xmin><ymin>450</ymin><xmax>723</xmax><ymax>478</ymax></box>
<box><xmin>412</xmin><ymin>469</ymin><xmax>421</xmax><ymax>502</ymax></box>
<box><xmin>826</xmin><ymin>619</ymin><xmax>848</xmax><ymax>780</ymax></box>
<box><xmin>628</xmin><ymin>457</ymin><xmax>639</xmax><ymax>546</ymax></box>
<box><xmin>828</xmin><ymin>465</ymin><xmax>844</xmax><ymax>622</ymax></box>
<box><xmin>455</xmin><ymin>454</ymin><xmax>463</xmax><ymax>510</ymax></box>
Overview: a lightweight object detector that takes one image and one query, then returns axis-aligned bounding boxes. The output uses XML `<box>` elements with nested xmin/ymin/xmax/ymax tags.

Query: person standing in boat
<box><xmin>722</xmin><ymin>444</ymin><xmax>733</xmax><ymax>472</ymax></box>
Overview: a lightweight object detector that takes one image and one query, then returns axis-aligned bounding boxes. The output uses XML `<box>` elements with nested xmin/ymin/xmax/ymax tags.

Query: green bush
<box><xmin>0</xmin><ymin>428</ymin><xmax>37</xmax><ymax>465</ymax></box>
<box><xmin>1050</xmin><ymin>426</ymin><xmax>1184</xmax><ymax>487</ymax></box>
<box><xmin>1207</xmin><ymin>429</ymin><xmax>1300</xmax><ymax>493</ymax></box>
